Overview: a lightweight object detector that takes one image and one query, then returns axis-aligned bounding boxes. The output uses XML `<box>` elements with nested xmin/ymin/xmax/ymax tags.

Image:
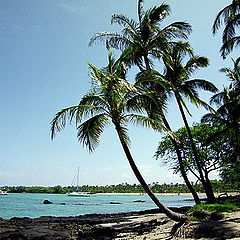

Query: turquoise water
<box><xmin>0</xmin><ymin>193</ymin><xmax>194</xmax><ymax>219</ymax></box>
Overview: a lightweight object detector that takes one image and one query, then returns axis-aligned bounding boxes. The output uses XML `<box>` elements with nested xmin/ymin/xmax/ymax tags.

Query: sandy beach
<box><xmin>96</xmin><ymin>192</ymin><xmax>206</xmax><ymax>196</ymax></box>
<box><xmin>95</xmin><ymin>192</ymin><xmax>237</xmax><ymax>198</ymax></box>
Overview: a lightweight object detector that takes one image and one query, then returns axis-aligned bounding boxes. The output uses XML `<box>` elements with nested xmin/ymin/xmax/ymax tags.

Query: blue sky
<box><xmin>0</xmin><ymin>0</ymin><xmax>234</xmax><ymax>187</ymax></box>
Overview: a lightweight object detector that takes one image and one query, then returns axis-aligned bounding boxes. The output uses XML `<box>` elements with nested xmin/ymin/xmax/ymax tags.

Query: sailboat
<box><xmin>0</xmin><ymin>189</ymin><xmax>8</xmax><ymax>195</ymax></box>
<box><xmin>67</xmin><ymin>167</ymin><xmax>91</xmax><ymax>197</ymax></box>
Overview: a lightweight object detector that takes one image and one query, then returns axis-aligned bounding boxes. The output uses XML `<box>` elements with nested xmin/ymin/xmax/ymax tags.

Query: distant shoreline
<box><xmin>7</xmin><ymin>192</ymin><xmax>239</xmax><ymax>197</ymax></box>
<box><xmin>95</xmin><ymin>192</ymin><xmax>199</xmax><ymax>196</ymax></box>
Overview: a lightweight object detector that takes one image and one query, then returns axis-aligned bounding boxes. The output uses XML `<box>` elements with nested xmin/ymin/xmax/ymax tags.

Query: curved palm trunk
<box><xmin>162</xmin><ymin>117</ymin><xmax>201</xmax><ymax>204</ymax></box>
<box><xmin>114</xmin><ymin>123</ymin><xmax>188</xmax><ymax>222</ymax></box>
<box><xmin>174</xmin><ymin>92</ymin><xmax>216</xmax><ymax>203</ymax></box>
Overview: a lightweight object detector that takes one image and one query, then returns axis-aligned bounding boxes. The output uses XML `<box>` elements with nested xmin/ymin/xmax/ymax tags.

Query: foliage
<box><xmin>89</xmin><ymin>1</ymin><xmax>191</xmax><ymax>71</ymax></box>
<box><xmin>190</xmin><ymin>199</ymin><xmax>240</xmax><ymax>214</ymax></box>
<box><xmin>213</xmin><ymin>0</ymin><xmax>240</xmax><ymax>59</ymax></box>
<box><xmin>155</xmin><ymin>122</ymin><xmax>223</xmax><ymax>182</ymax></box>
<box><xmin>202</xmin><ymin>59</ymin><xmax>240</xmax><ymax>184</ymax></box>
<box><xmin>4</xmin><ymin>181</ymin><xmax>239</xmax><ymax>194</ymax></box>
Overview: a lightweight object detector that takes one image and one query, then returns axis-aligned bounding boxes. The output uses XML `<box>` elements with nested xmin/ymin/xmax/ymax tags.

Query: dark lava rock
<box><xmin>109</xmin><ymin>202</ymin><xmax>122</xmax><ymax>204</ymax></box>
<box><xmin>133</xmin><ymin>200</ymin><xmax>146</xmax><ymax>203</ymax></box>
<box><xmin>43</xmin><ymin>200</ymin><xmax>53</xmax><ymax>204</ymax></box>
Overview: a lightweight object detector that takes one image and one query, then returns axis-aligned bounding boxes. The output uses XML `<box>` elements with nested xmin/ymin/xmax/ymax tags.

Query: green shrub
<box><xmin>190</xmin><ymin>200</ymin><xmax>238</xmax><ymax>213</ymax></box>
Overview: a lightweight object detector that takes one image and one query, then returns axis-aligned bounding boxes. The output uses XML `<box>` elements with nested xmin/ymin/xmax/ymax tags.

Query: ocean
<box><xmin>0</xmin><ymin>193</ymin><xmax>194</xmax><ymax>220</ymax></box>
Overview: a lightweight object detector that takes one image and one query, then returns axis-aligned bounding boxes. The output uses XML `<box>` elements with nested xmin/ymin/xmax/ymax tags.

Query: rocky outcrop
<box><xmin>43</xmin><ymin>200</ymin><xmax>53</xmax><ymax>204</ymax></box>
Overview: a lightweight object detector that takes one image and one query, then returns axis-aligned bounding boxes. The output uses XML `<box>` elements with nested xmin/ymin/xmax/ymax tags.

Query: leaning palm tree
<box><xmin>136</xmin><ymin>42</ymin><xmax>218</xmax><ymax>203</ymax></box>
<box><xmin>51</xmin><ymin>53</ymin><xmax>188</xmax><ymax>222</ymax></box>
<box><xmin>89</xmin><ymin>0</ymin><xmax>191</xmax><ymax>71</ymax></box>
<box><xmin>132</xmin><ymin>85</ymin><xmax>201</xmax><ymax>204</ymax></box>
<box><xmin>213</xmin><ymin>0</ymin><xmax>240</xmax><ymax>59</ymax></box>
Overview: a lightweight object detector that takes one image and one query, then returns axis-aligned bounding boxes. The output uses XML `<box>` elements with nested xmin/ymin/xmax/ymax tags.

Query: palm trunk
<box><xmin>162</xmin><ymin>117</ymin><xmax>201</xmax><ymax>204</ymax></box>
<box><xmin>174</xmin><ymin>92</ymin><xmax>216</xmax><ymax>203</ymax></box>
<box><xmin>114</xmin><ymin>122</ymin><xmax>188</xmax><ymax>222</ymax></box>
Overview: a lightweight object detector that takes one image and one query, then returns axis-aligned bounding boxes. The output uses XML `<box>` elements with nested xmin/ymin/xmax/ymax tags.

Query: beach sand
<box><xmin>96</xmin><ymin>192</ymin><xmax>207</xmax><ymax>197</ymax></box>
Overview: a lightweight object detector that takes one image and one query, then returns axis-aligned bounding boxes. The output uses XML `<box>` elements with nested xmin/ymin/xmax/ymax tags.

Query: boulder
<box><xmin>43</xmin><ymin>200</ymin><xmax>53</xmax><ymax>204</ymax></box>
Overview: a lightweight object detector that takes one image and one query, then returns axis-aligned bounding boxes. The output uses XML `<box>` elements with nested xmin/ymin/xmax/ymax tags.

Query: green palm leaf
<box><xmin>77</xmin><ymin>114</ymin><xmax>110</xmax><ymax>152</ymax></box>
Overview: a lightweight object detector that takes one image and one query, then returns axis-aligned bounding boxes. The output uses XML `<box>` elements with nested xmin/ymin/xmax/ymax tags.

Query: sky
<box><xmin>0</xmin><ymin>0</ymin><xmax>235</xmax><ymax>187</ymax></box>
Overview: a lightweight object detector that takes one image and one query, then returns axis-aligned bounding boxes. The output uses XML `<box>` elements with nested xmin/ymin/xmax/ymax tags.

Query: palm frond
<box><xmin>89</xmin><ymin>31</ymin><xmax>121</xmax><ymax>47</ymax></box>
<box><xmin>220</xmin><ymin>35</ymin><xmax>240</xmax><ymax>58</ymax></box>
<box><xmin>77</xmin><ymin>114</ymin><xmax>110</xmax><ymax>152</ymax></box>
<box><xmin>201</xmin><ymin>113</ymin><xmax>220</xmax><ymax>123</ymax></box>
<box><xmin>127</xmin><ymin>114</ymin><xmax>164</xmax><ymax>131</ymax></box>
<box><xmin>51</xmin><ymin>105</ymin><xmax>102</xmax><ymax>140</ymax></box>
<box><xmin>111</xmin><ymin>14</ymin><xmax>138</xmax><ymax>35</ymax></box>
<box><xmin>51</xmin><ymin>106</ymin><xmax>80</xmax><ymax>140</ymax></box>
<box><xmin>106</xmin><ymin>35</ymin><xmax>134</xmax><ymax>51</ymax></box>
<box><xmin>212</xmin><ymin>1</ymin><xmax>240</xmax><ymax>34</ymax></box>
<box><xmin>185</xmin><ymin>56</ymin><xmax>209</xmax><ymax>75</ymax></box>
<box><xmin>210</xmin><ymin>90</ymin><xmax>228</xmax><ymax>106</ymax></box>
<box><xmin>160</xmin><ymin>22</ymin><xmax>192</xmax><ymax>40</ymax></box>
<box><xmin>222</xmin><ymin>14</ymin><xmax>240</xmax><ymax>41</ymax></box>
<box><xmin>148</xmin><ymin>3</ymin><xmax>170</xmax><ymax>24</ymax></box>
<box><xmin>183</xmin><ymin>79</ymin><xmax>218</xmax><ymax>93</ymax></box>
<box><xmin>138</xmin><ymin>0</ymin><xmax>144</xmax><ymax>23</ymax></box>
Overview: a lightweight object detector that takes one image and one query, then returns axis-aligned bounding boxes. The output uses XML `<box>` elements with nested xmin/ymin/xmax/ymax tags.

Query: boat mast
<box><xmin>76</xmin><ymin>167</ymin><xmax>80</xmax><ymax>192</ymax></box>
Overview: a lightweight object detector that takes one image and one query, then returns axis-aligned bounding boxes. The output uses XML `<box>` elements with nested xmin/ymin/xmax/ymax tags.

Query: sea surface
<box><xmin>0</xmin><ymin>193</ymin><xmax>194</xmax><ymax>220</ymax></box>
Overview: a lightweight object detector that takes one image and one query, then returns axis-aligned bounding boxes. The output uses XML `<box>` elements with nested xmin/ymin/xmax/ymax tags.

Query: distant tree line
<box><xmin>3</xmin><ymin>180</ymin><xmax>238</xmax><ymax>194</ymax></box>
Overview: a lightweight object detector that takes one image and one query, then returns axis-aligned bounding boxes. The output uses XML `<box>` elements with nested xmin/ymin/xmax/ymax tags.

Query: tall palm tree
<box><xmin>136</xmin><ymin>42</ymin><xmax>218</xmax><ymax>203</ymax></box>
<box><xmin>132</xmin><ymin>86</ymin><xmax>201</xmax><ymax>204</ymax></box>
<box><xmin>89</xmin><ymin>0</ymin><xmax>200</xmax><ymax>203</ymax></box>
<box><xmin>89</xmin><ymin>0</ymin><xmax>191</xmax><ymax>71</ymax></box>
<box><xmin>51</xmin><ymin>53</ymin><xmax>188</xmax><ymax>222</ymax></box>
<box><xmin>213</xmin><ymin>0</ymin><xmax>240</xmax><ymax>59</ymax></box>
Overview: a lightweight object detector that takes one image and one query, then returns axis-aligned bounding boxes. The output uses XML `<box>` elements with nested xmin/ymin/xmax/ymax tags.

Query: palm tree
<box><xmin>132</xmin><ymin>86</ymin><xmax>201</xmax><ymax>204</ymax></box>
<box><xmin>202</xmin><ymin>85</ymin><xmax>240</xmax><ymax>183</ymax></box>
<box><xmin>89</xmin><ymin>0</ymin><xmax>201</xmax><ymax>203</ymax></box>
<box><xmin>51</xmin><ymin>53</ymin><xmax>188</xmax><ymax>222</ymax></box>
<box><xmin>89</xmin><ymin>0</ymin><xmax>191</xmax><ymax>71</ymax></box>
<box><xmin>213</xmin><ymin>0</ymin><xmax>240</xmax><ymax>59</ymax></box>
<box><xmin>202</xmin><ymin>60</ymin><xmax>240</xmax><ymax>156</ymax></box>
<box><xmin>136</xmin><ymin>42</ymin><xmax>218</xmax><ymax>203</ymax></box>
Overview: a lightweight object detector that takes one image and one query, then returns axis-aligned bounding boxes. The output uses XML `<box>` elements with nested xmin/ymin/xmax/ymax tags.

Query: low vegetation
<box><xmin>188</xmin><ymin>196</ymin><xmax>240</xmax><ymax>222</ymax></box>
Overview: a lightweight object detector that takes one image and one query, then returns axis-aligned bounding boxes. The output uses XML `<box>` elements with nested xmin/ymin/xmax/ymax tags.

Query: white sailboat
<box><xmin>67</xmin><ymin>167</ymin><xmax>91</xmax><ymax>197</ymax></box>
<box><xmin>0</xmin><ymin>190</ymin><xmax>8</xmax><ymax>195</ymax></box>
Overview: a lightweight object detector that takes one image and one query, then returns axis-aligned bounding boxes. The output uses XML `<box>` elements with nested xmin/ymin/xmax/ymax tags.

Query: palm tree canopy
<box><xmin>51</xmin><ymin>52</ymin><xmax>164</xmax><ymax>152</ymax></box>
<box><xmin>213</xmin><ymin>0</ymin><xmax>240</xmax><ymax>58</ymax></box>
<box><xmin>136</xmin><ymin>42</ymin><xmax>218</xmax><ymax>115</ymax></box>
<box><xmin>89</xmin><ymin>1</ymin><xmax>191</xmax><ymax>70</ymax></box>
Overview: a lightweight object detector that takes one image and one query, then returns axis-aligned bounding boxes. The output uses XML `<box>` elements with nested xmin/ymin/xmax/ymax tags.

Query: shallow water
<box><xmin>0</xmin><ymin>193</ymin><xmax>194</xmax><ymax>219</ymax></box>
